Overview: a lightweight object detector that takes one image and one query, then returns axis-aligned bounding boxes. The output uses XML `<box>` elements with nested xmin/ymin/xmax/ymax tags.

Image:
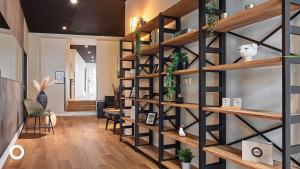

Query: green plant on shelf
<box><xmin>166</xmin><ymin>52</ymin><xmax>188</xmax><ymax>101</ymax></box>
<box><xmin>178</xmin><ymin>148</ymin><xmax>195</xmax><ymax>163</ymax></box>
<box><xmin>134</xmin><ymin>17</ymin><xmax>145</xmax><ymax>59</ymax></box>
<box><xmin>206</xmin><ymin>0</ymin><xmax>217</xmax><ymax>37</ymax></box>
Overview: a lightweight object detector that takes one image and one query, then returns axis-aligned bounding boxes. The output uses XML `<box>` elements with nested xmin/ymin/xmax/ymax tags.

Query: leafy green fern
<box><xmin>166</xmin><ymin>52</ymin><xmax>188</xmax><ymax>101</ymax></box>
<box><xmin>178</xmin><ymin>148</ymin><xmax>195</xmax><ymax>163</ymax></box>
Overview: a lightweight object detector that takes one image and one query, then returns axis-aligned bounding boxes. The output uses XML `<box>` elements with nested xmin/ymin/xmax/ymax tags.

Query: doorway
<box><xmin>65</xmin><ymin>44</ymin><xmax>97</xmax><ymax>111</ymax></box>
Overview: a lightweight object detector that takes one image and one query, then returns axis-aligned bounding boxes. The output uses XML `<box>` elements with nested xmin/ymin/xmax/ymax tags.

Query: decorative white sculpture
<box><xmin>238</xmin><ymin>43</ymin><xmax>258</xmax><ymax>62</ymax></box>
<box><xmin>179</xmin><ymin>125</ymin><xmax>186</xmax><ymax>137</ymax></box>
<box><xmin>45</xmin><ymin>113</ymin><xmax>57</xmax><ymax>127</ymax></box>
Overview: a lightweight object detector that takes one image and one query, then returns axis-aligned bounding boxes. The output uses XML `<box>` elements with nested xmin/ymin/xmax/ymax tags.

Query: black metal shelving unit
<box><xmin>119</xmin><ymin>39</ymin><xmax>135</xmax><ymax>142</ymax></box>
<box><xmin>120</xmin><ymin>0</ymin><xmax>300</xmax><ymax>168</ymax></box>
<box><xmin>199</xmin><ymin>0</ymin><xmax>300</xmax><ymax>169</ymax></box>
<box><xmin>199</xmin><ymin>0</ymin><xmax>226</xmax><ymax>168</ymax></box>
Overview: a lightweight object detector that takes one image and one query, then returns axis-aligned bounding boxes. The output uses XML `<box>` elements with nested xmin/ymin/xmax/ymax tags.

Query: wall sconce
<box><xmin>130</xmin><ymin>16</ymin><xmax>140</xmax><ymax>33</ymax></box>
<box><xmin>130</xmin><ymin>16</ymin><xmax>146</xmax><ymax>33</ymax></box>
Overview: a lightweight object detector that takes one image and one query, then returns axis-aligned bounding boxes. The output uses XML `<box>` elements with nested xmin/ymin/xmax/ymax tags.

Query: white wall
<box><xmin>40</xmin><ymin>38</ymin><xmax>69</xmax><ymax>113</ymax></box>
<box><xmin>97</xmin><ymin>40</ymin><xmax>120</xmax><ymax>100</ymax></box>
<box><xmin>74</xmin><ymin>49</ymin><xmax>87</xmax><ymax>98</ymax></box>
<box><xmin>125</xmin><ymin>0</ymin><xmax>300</xmax><ymax>168</ymax></box>
<box><xmin>86</xmin><ymin>63</ymin><xmax>96</xmax><ymax>96</ymax></box>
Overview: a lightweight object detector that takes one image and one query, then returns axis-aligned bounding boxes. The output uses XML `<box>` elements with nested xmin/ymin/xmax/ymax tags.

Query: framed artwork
<box><xmin>145</xmin><ymin>112</ymin><xmax>157</xmax><ymax>125</ymax></box>
<box><xmin>55</xmin><ymin>71</ymin><xmax>65</xmax><ymax>84</ymax></box>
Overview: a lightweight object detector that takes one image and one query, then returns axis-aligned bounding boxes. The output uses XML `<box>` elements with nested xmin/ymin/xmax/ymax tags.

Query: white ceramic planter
<box><xmin>181</xmin><ymin>162</ymin><xmax>191</xmax><ymax>169</ymax></box>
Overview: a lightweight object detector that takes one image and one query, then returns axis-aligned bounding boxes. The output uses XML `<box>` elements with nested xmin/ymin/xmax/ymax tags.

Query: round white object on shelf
<box><xmin>10</xmin><ymin>145</ymin><xmax>24</xmax><ymax>160</ymax></box>
<box><xmin>45</xmin><ymin>113</ymin><xmax>57</xmax><ymax>127</ymax></box>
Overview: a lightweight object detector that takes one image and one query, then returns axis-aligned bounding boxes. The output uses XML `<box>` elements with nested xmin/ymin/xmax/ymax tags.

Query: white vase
<box><xmin>181</xmin><ymin>162</ymin><xmax>191</xmax><ymax>169</ymax></box>
<box><xmin>179</xmin><ymin>127</ymin><xmax>186</xmax><ymax>137</ymax></box>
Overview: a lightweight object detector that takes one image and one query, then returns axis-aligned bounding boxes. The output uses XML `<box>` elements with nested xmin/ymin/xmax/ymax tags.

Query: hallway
<box><xmin>3</xmin><ymin>116</ymin><xmax>157</xmax><ymax>169</ymax></box>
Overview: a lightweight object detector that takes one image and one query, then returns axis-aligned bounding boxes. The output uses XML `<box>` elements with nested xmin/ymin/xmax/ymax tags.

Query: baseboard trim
<box><xmin>0</xmin><ymin>123</ymin><xmax>24</xmax><ymax>169</ymax></box>
<box><xmin>57</xmin><ymin>111</ymin><xmax>97</xmax><ymax>116</ymax></box>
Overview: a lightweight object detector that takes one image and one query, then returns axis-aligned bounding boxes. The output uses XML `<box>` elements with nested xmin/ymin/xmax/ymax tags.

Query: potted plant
<box><xmin>166</xmin><ymin>52</ymin><xmax>188</xmax><ymax>101</ymax></box>
<box><xmin>205</xmin><ymin>0</ymin><xmax>217</xmax><ymax>37</ymax></box>
<box><xmin>178</xmin><ymin>148</ymin><xmax>195</xmax><ymax>169</ymax></box>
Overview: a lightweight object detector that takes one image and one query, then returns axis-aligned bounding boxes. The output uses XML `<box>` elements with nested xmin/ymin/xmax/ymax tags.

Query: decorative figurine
<box><xmin>245</xmin><ymin>3</ymin><xmax>255</xmax><ymax>9</ymax></box>
<box><xmin>238</xmin><ymin>43</ymin><xmax>258</xmax><ymax>62</ymax></box>
<box><xmin>179</xmin><ymin>125</ymin><xmax>186</xmax><ymax>137</ymax></box>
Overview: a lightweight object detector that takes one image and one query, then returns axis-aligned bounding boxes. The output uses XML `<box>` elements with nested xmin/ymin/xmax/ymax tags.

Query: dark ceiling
<box><xmin>71</xmin><ymin>45</ymin><xmax>96</xmax><ymax>63</ymax></box>
<box><xmin>21</xmin><ymin>0</ymin><xmax>125</xmax><ymax>36</ymax></box>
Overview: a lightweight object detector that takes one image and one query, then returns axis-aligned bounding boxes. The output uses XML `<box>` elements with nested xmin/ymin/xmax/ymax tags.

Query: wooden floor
<box><xmin>3</xmin><ymin>116</ymin><xmax>158</xmax><ymax>169</ymax></box>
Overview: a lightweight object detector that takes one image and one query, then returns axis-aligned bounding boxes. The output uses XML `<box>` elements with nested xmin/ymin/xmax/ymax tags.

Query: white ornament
<box><xmin>179</xmin><ymin>126</ymin><xmax>186</xmax><ymax>137</ymax></box>
<box><xmin>238</xmin><ymin>43</ymin><xmax>258</xmax><ymax>62</ymax></box>
<box><xmin>45</xmin><ymin>113</ymin><xmax>57</xmax><ymax>127</ymax></box>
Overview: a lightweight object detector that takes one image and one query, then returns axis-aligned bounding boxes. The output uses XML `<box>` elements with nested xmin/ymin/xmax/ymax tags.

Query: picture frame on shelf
<box><xmin>55</xmin><ymin>71</ymin><xmax>65</xmax><ymax>84</ymax></box>
<box><xmin>145</xmin><ymin>112</ymin><xmax>157</xmax><ymax>126</ymax></box>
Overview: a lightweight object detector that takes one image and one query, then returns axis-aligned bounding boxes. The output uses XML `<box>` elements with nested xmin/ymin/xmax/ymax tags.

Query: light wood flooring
<box><xmin>3</xmin><ymin>116</ymin><xmax>158</xmax><ymax>169</ymax></box>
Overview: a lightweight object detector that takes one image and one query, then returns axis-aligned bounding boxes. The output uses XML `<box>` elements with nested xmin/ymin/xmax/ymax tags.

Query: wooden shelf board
<box><xmin>123</xmin><ymin>0</ymin><xmax>198</xmax><ymax>41</ymax></box>
<box><xmin>162</xmin><ymin>29</ymin><xmax>199</xmax><ymax>46</ymax></box>
<box><xmin>162</xmin><ymin>159</ymin><xmax>198</xmax><ymax>169</ymax></box>
<box><xmin>204</xmin><ymin>107</ymin><xmax>282</xmax><ymax>121</ymax></box>
<box><xmin>122</xmin><ymin>136</ymin><xmax>135</xmax><ymax>146</ymax></box>
<box><xmin>138</xmin><ymin>123</ymin><xmax>173</xmax><ymax>132</ymax></box>
<box><xmin>210</xmin><ymin>0</ymin><xmax>300</xmax><ymax>32</ymax></box>
<box><xmin>120</xmin><ymin>97</ymin><xmax>135</xmax><ymax>101</ymax></box>
<box><xmin>137</xmin><ymin>73</ymin><xmax>159</xmax><ymax>78</ymax></box>
<box><xmin>120</xmin><ymin>77</ymin><xmax>135</xmax><ymax>80</ymax></box>
<box><xmin>138</xmin><ymin>123</ymin><xmax>159</xmax><ymax>132</ymax></box>
<box><xmin>121</xmin><ymin>54</ymin><xmax>135</xmax><ymax>61</ymax></box>
<box><xmin>137</xmin><ymin>68</ymin><xmax>199</xmax><ymax>78</ymax></box>
<box><xmin>137</xmin><ymin>98</ymin><xmax>159</xmax><ymax>104</ymax></box>
<box><xmin>161</xmin><ymin>102</ymin><xmax>199</xmax><ymax>109</ymax></box>
<box><xmin>204</xmin><ymin>145</ymin><xmax>298</xmax><ymax>169</ymax></box>
<box><xmin>122</xmin><ymin>136</ymin><xmax>149</xmax><ymax>146</ymax></box>
<box><xmin>162</xmin><ymin>68</ymin><xmax>199</xmax><ymax>76</ymax></box>
<box><xmin>203</xmin><ymin>57</ymin><xmax>282</xmax><ymax>71</ymax></box>
<box><xmin>161</xmin><ymin>131</ymin><xmax>202</xmax><ymax>147</ymax></box>
<box><xmin>137</xmin><ymin>145</ymin><xmax>174</xmax><ymax>162</ymax></box>
<box><xmin>121</xmin><ymin>116</ymin><xmax>135</xmax><ymax>123</ymax></box>
<box><xmin>141</xmin><ymin>44</ymin><xmax>159</xmax><ymax>55</ymax></box>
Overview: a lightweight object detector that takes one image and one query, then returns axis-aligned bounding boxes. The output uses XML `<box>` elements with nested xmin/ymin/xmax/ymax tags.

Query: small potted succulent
<box><xmin>178</xmin><ymin>148</ymin><xmax>195</xmax><ymax>169</ymax></box>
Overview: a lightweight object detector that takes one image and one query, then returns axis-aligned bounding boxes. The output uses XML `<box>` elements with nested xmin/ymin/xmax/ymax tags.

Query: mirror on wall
<box><xmin>0</xmin><ymin>12</ymin><xmax>23</xmax><ymax>82</ymax></box>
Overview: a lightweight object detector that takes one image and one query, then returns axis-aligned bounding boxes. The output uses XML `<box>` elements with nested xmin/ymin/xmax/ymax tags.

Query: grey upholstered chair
<box><xmin>23</xmin><ymin>99</ymin><xmax>54</xmax><ymax>134</ymax></box>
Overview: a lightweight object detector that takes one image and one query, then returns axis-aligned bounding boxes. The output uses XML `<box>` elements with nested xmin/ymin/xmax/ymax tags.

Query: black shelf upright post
<box><xmin>199</xmin><ymin>0</ymin><xmax>226</xmax><ymax>168</ymax></box>
<box><xmin>158</xmin><ymin>12</ymin><xmax>181</xmax><ymax>168</ymax></box>
<box><xmin>158</xmin><ymin>13</ymin><xmax>165</xmax><ymax>168</ymax></box>
<box><xmin>282</xmin><ymin>0</ymin><xmax>291</xmax><ymax>168</ymax></box>
<box><xmin>120</xmin><ymin>39</ymin><xmax>135</xmax><ymax>142</ymax></box>
<box><xmin>134</xmin><ymin>31</ymin><xmax>153</xmax><ymax>151</ymax></box>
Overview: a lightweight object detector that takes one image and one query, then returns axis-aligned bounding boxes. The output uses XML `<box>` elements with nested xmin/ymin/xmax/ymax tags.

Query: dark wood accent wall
<box><xmin>0</xmin><ymin>0</ymin><xmax>27</xmax><ymax>50</ymax></box>
<box><xmin>0</xmin><ymin>77</ymin><xmax>23</xmax><ymax>157</ymax></box>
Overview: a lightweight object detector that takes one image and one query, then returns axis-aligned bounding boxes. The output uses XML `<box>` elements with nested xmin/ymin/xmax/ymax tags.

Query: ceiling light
<box><xmin>88</xmin><ymin>51</ymin><xmax>91</xmax><ymax>54</ymax></box>
<box><xmin>91</xmin><ymin>56</ymin><xmax>94</xmax><ymax>58</ymax></box>
<box><xmin>85</xmin><ymin>45</ymin><xmax>88</xmax><ymax>48</ymax></box>
<box><xmin>62</xmin><ymin>26</ymin><xmax>67</xmax><ymax>30</ymax></box>
<box><xmin>70</xmin><ymin>0</ymin><xmax>78</xmax><ymax>4</ymax></box>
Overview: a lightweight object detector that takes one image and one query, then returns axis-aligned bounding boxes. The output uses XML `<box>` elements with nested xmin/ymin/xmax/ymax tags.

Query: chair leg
<box><xmin>113</xmin><ymin>120</ymin><xmax>117</xmax><ymax>134</ymax></box>
<box><xmin>49</xmin><ymin>116</ymin><xmax>54</xmax><ymax>134</ymax></box>
<box><xmin>38</xmin><ymin>117</ymin><xmax>41</xmax><ymax>135</ymax></box>
<box><xmin>34</xmin><ymin>117</ymin><xmax>36</xmax><ymax>134</ymax></box>
<box><xmin>48</xmin><ymin>116</ymin><xmax>50</xmax><ymax>132</ymax></box>
<box><xmin>106</xmin><ymin>117</ymin><xmax>110</xmax><ymax>130</ymax></box>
